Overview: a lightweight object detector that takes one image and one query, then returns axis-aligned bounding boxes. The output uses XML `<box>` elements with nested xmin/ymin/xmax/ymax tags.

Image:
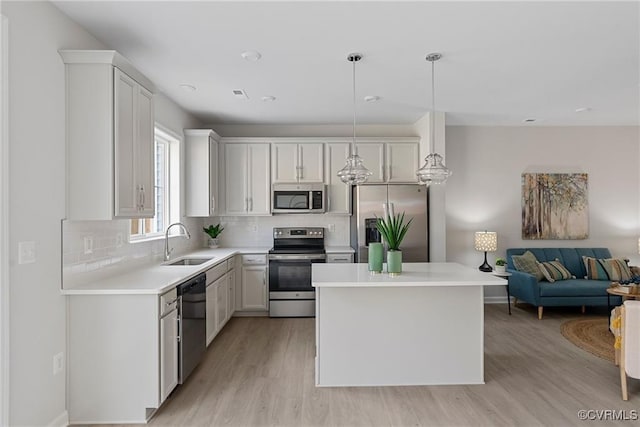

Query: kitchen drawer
<box><xmin>160</xmin><ymin>288</ymin><xmax>178</xmax><ymax>316</ymax></box>
<box><xmin>206</xmin><ymin>261</ymin><xmax>228</xmax><ymax>285</ymax></box>
<box><xmin>242</xmin><ymin>254</ymin><xmax>266</xmax><ymax>265</ymax></box>
<box><xmin>327</xmin><ymin>253</ymin><xmax>353</xmax><ymax>263</ymax></box>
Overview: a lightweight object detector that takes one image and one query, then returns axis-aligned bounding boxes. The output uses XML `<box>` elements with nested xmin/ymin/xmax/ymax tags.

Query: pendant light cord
<box><xmin>352</xmin><ymin>56</ymin><xmax>357</xmax><ymax>156</ymax></box>
<box><xmin>430</xmin><ymin>58</ymin><xmax>435</xmax><ymax>155</ymax></box>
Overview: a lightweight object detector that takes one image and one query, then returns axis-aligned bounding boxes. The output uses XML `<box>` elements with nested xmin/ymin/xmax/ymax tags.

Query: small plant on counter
<box><xmin>375</xmin><ymin>212</ymin><xmax>413</xmax><ymax>251</ymax></box>
<box><xmin>495</xmin><ymin>258</ymin><xmax>506</xmax><ymax>266</ymax></box>
<box><xmin>203</xmin><ymin>223</ymin><xmax>224</xmax><ymax>239</ymax></box>
<box><xmin>203</xmin><ymin>224</ymin><xmax>224</xmax><ymax>248</ymax></box>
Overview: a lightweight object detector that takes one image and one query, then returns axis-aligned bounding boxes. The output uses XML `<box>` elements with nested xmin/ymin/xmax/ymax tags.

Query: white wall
<box><xmin>4</xmin><ymin>1</ymin><xmax>204</xmax><ymax>425</ymax></box>
<box><xmin>3</xmin><ymin>1</ymin><xmax>106</xmax><ymax>425</ymax></box>
<box><xmin>446</xmin><ymin>126</ymin><xmax>640</xmax><ymax>299</ymax></box>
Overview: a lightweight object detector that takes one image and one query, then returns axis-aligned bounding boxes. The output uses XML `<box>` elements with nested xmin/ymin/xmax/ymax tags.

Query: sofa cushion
<box><xmin>539</xmin><ymin>279</ymin><xmax>612</xmax><ymax>297</ymax></box>
<box><xmin>512</xmin><ymin>250</ymin><xmax>544</xmax><ymax>281</ymax></box>
<box><xmin>583</xmin><ymin>256</ymin><xmax>609</xmax><ymax>280</ymax></box>
<box><xmin>537</xmin><ymin>260</ymin><xmax>573</xmax><ymax>282</ymax></box>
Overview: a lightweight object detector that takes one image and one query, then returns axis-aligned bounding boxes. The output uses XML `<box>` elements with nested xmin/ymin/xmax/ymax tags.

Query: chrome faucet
<box><xmin>164</xmin><ymin>222</ymin><xmax>191</xmax><ymax>261</ymax></box>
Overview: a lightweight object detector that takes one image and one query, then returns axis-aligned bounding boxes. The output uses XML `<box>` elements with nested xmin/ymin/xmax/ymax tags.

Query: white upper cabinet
<box><xmin>60</xmin><ymin>50</ymin><xmax>156</xmax><ymax>220</ymax></box>
<box><xmin>325</xmin><ymin>142</ymin><xmax>351</xmax><ymax>215</ymax></box>
<box><xmin>386</xmin><ymin>142</ymin><xmax>420</xmax><ymax>183</ymax></box>
<box><xmin>357</xmin><ymin>143</ymin><xmax>386</xmax><ymax>183</ymax></box>
<box><xmin>222</xmin><ymin>142</ymin><xmax>271</xmax><ymax>215</ymax></box>
<box><xmin>185</xmin><ymin>129</ymin><xmax>220</xmax><ymax>217</ymax></box>
<box><xmin>358</xmin><ymin>140</ymin><xmax>420</xmax><ymax>184</ymax></box>
<box><xmin>272</xmin><ymin>143</ymin><xmax>324</xmax><ymax>183</ymax></box>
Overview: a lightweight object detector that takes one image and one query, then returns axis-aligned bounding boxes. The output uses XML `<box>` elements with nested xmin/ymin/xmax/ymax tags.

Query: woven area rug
<box><xmin>560</xmin><ymin>317</ymin><xmax>615</xmax><ymax>363</ymax></box>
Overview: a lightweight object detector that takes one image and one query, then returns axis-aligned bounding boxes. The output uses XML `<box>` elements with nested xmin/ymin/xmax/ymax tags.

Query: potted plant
<box><xmin>203</xmin><ymin>223</ymin><xmax>224</xmax><ymax>248</ymax></box>
<box><xmin>495</xmin><ymin>257</ymin><xmax>507</xmax><ymax>273</ymax></box>
<box><xmin>376</xmin><ymin>212</ymin><xmax>412</xmax><ymax>276</ymax></box>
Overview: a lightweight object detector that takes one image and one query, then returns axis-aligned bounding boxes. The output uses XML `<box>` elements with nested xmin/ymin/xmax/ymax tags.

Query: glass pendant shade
<box><xmin>416</xmin><ymin>152</ymin><xmax>452</xmax><ymax>185</ymax></box>
<box><xmin>338</xmin><ymin>52</ymin><xmax>371</xmax><ymax>185</ymax></box>
<box><xmin>416</xmin><ymin>52</ymin><xmax>452</xmax><ymax>186</ymax></box>
<box><xmin>337</xmin><ymin>154</ymin><xmax>372</xmax><ymax>184</ymax></box>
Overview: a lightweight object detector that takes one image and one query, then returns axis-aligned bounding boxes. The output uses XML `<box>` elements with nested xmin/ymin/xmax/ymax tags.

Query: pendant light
<box><xmin>416</xmin><ymin>52</ymin><xmax>452</xmax><ymax>185</ymax></box>
<box><xmin>337</xmin><ymin>53</ymin><xmax>372</xmax><ymax>185</ymax></box>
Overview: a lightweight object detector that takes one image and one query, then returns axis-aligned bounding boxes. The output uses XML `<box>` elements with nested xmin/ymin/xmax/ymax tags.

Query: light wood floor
<box><xmin>119</xmin><ymin>304</ymin><xmax>639</xmax><ymax>426</ymax></box>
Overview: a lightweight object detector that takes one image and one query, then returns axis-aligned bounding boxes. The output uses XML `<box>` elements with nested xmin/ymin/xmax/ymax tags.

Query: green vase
<box><xmin>368</xmin><ymin>242</ymin><xmax>384</xmax><ymax>274</ymax></box>
<box><xmin>387</xmin><ymin>250</ymin><xmax>402</xmax><ymax>276</ymax></box>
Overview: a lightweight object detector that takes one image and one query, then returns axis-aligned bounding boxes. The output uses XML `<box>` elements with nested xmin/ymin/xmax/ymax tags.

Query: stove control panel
<box><xmin>273</xmin><ymin>227</ymin><xmax>324</xmax><ymax>239</ymax></box>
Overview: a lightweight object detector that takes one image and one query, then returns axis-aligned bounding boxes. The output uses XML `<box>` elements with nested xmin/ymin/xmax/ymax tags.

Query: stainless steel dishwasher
<box><xmin>177</xmin><ymin>273</ymin><xmax>206</xmax><ymax>384</ymax></box>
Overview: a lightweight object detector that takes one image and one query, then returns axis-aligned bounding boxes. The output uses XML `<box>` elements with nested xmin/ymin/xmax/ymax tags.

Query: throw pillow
<box><xmin>600</xmin><ymin>258</ymin><xmax>632</xmax><ymax>281</ymax></box>
<box><xmin>537</xmin><ymin>259</ymin><xmax>572</xmax><ymax>283</ymax></box>
<box><xmin>583</xmin><ymin>256</ymin><xmax>608</xmax><ymax>280</ymax></box>
<box><xmin>512</xmin><ymin>250</ymin><xmax>544</xmax><ymax>281</ymax></box>
<box><xmin>583</xmin><ymin>256</ymin><xmax>632</xmax><ymax>281</ymax></box>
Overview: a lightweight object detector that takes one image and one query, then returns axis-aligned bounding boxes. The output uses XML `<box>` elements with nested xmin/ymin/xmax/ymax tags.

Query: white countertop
<box><xmin>325</xmin><ymin>246</ymin><xmax>355</xmax><ymax>253</ymax></box>
<box><xmin>312</xmin><ymin>262</ymin><xmax>507</xmax><ymax>288</ymax></box>
<box><xmin>62</xmin><ymin>247</ymin><xmax>270</xmax><ymax>296</ymax></box>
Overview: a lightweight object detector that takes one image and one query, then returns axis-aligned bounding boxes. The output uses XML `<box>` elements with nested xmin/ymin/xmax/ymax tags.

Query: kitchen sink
<box><xmin>164</xmin><ymin>257</ymin><xmax>213</xmax><ymax>266</ymax></box>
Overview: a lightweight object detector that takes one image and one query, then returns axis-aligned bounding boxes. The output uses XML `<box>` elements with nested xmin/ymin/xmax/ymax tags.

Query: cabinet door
<box><xmin>356</xmin><ymin>143</ymin><xmax>385</xmax><ymax>183</ymax></box>
<box><xmin>325</xmin><ymin>142</ymin><xmax>351</xmax><ymax>214</ymax></box>
<box><xmin>136</xmin><ymin>85</ymin><xmax>155</xmax><ymax>217</ymax></box>
<box><xmin>299</xmin><ymin>143</ymin><xmax>324</xmax><ymax>183</ymax></box>
<box><xmin>271</xmin><ymin>143</ymin><xmax>298</xmax><ymax>183</ymax></box>
<box><xmin>209</xmin><ymin>136</ymin><xmax>219</xmax><ymax>216</ymax></box>
<box><xmin>224</xmin><ymin>144</ymin><xmax>249</xmax><ymax>215</ymax></box>
<box><xmin>241</xmin><ymin>265</ymin><xmax>268</xmax><ymax>310</ymax></box>
<box><xmin>206</xmin><ymin>284</ymin><xmax>217</xmax><ymax>346</ymax></box>
<box><xmin>216</xmin><ymin>277</ymin><xmax>228</xmax><ymax>332</ymax></box>
<box><xmin>228</xmin><ymin>269</ymin><xmax>236</xmax><ymax>317</ymax></box>
<box><xmin>114</xmin><ymin>69</ymin><xmax>138</xmax><ymax>217</ymax></box>
<box><xmin>247</xmin><ymin>144</ymin><xmax>271</xmax><ymax>215</ymax></box>
<box><xmin>160</xmin><ymin>308</ymin><xmax>178</xmax><ymax>402</ymax></box>
<box><xmin>386</xmin><ymin>142</ymin><xmax>419</xmax><ymax>183</ymax></box>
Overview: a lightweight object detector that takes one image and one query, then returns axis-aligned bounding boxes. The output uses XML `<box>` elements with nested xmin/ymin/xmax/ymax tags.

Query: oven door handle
<box><xmin>268</xmin><ymin>254</ymin><xmax>326</xmax><ymax>261</ymax></box>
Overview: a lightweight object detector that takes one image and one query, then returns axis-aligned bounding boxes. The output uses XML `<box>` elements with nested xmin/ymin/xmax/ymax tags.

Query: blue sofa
<box><xmin>506</xmin><ymin>247</ymin><xmax>622</xmax><ymax>319</ymax></box>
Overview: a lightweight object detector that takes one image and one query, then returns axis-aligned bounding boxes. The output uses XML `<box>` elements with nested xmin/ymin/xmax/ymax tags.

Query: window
<box><xmin>130</xmin><ymin>127</ymin><xmax>179</xmax><ymax>240</ymax></box>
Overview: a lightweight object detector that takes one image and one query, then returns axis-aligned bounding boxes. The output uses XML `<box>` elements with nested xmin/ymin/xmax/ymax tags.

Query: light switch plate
<box><xmin>83</xmin><ymin>236</ymin><xmax>93</xmax><ymax>254</ymax></box>
<box><xmin>328</xmin><ymin>224</ymin><xmax>335</xmax><ymax>233</ymax></box>
<box><xmin>18</xmin><ymin>241</ymin><xmax>36</xmax><ymax>264</ymax></box>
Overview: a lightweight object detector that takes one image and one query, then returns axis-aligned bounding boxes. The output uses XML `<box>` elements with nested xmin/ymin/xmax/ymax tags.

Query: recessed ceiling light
<box><xmin>575</xmin><ymin>107</ymin><xmax>591</xmax><ymax>113</ymax></box>
<box><xmin>241</xmin><ymin>50</ymin><xmax>262</xmax><ymax>61</ymax></box>
<box><xmin>232</xmin><ymin>89</ymin><xmax>249</xmax><ymax>100</ymax></box>
<box><xmin>180</xmin><ymin>84</ymin><xmax>196</xmax><ymax>92</ymax></box>
<box><xmin>261</xmin><ymin>96</ymin><xmax>276</xmax><ymax>102</ymax></box>
<box><xmin>523</xmin><ymin>118</ymin><xmax>537</xmax><ymax>123</ymax></box>
<box><xmin>364</xmin><ymin>95</ymin><xmax>380</xmax><ymax>102</ymax></box>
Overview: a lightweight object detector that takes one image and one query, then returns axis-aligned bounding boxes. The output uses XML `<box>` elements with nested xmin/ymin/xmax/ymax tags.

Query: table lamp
<box><xmin>475</xmin><ymin>231</ymin><xmax>497</xmax><ymax>272</ymax></box>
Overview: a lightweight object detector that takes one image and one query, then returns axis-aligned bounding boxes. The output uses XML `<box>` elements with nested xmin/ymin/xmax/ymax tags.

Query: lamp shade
<box><xmin>474</xmin><ymin>231</ymin><xmax>497</xmax><ymax>252</ymax></box>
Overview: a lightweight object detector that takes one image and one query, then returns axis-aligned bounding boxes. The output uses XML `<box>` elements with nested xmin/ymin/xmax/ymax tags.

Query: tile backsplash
<box><xmin>209</xmin><ymin>214</ymin><xmax>350</xmax><ymax>247</ymax></box>
<box><xmin>62</xmin><ymin>218</ymin><xmax>201</xmax><ymax>288</ymax></box>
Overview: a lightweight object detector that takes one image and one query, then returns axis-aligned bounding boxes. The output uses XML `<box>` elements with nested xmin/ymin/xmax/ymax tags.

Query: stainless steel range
<box><xmin>268</xmin><ymin>227</ymin><xmax>325</xmax><ymax>317</ymax></box>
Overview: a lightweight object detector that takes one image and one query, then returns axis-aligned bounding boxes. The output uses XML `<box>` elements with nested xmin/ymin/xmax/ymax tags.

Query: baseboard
<box><xmin>483</xmin><ymin>296</ymin><xmax>511</xmax><ymax>304</ymax></box>
<box><xmin>47</xmin><ymin>410</ymin><xmax>69</xmax><ymax>427</ymax></box>
<box><xmin>232</xmin><ymin>311</ymin><xmax>268</xmax><ymax>317</ymax></box>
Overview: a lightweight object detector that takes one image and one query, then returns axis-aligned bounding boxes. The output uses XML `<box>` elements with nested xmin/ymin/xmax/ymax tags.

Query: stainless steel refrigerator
<box><xmin>350</xmin><ymin>184</ymin><xmax>428</xmax><ymax>263</ymax></box>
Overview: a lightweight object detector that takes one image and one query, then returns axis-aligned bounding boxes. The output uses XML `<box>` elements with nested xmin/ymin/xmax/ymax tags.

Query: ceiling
<box><xmin>51</xmin><ymin>1</ymin><xmax>640</xmax><ymax>127</ymax></box>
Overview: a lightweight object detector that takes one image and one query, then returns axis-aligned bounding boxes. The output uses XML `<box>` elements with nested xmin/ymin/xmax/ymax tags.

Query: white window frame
<box><xmin>130</xmin><ymin>126</ymin><xmax>180</xmax><ymax>242</ymax></box>
<box><xmin>0</xmin><ymin>14</ymin><xmax>9</xmax><ymax>427</ymax></box>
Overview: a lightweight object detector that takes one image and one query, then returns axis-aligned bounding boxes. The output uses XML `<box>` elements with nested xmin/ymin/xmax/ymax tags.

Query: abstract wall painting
<box><xmin>521</xmin><ymin>173</ymin><xmax>588</xmax><ymax>240</ymax></box>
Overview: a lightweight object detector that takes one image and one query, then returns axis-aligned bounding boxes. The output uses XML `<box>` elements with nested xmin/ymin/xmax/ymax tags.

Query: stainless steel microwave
<box><xmin>272</xmin><ymin>184</ymin><xmax>325</xmax><ymax>214</ymax></box>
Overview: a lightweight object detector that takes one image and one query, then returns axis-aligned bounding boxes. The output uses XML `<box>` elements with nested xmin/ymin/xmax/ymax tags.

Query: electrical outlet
<box><xmin>53</xmin><ymin>352</ymin><xmax>64</xmax><ymax>375</ymax></box>
<box><xmin>251</xmin><ymin>224</ymin><xmax>258</xmax><ymax>232</ymax></box>
<box><xmin>115</xmin><ymin>233</ymin><xmax>123</xmax><ymax>248</ymax></box>
<box><xmin>18</xmin><ymin>241</ymin><xmax>36</xmax><ymax>264</ymax></box>
<box><xmin>328</xmin><ymin>224</ymin><xmax>335</xmax><ymax>233</ymax></box>
<box><xmin>83</xmin><ymin>236</ymin><xmax>93</xmax><ymax>254</ymax></box>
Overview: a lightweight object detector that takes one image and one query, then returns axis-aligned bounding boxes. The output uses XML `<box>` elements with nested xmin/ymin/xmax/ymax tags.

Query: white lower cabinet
<box><xmin>68</xmin><ymin>292</ymin><xmax>171</xmax><ymax>424</ymax></box>
<box><xmin>159</xmin><ymin>288</ymin><xmax>179</xmax><ymax>403</ymax></box>
<box><xmin>238</xmin><ymin>254</ymin><xmax>268</xmax><ymax>312</ymax></box>
<box><xmin>327</xmin><ymin>253</ymin><xmax>354</xmax><ymax>263</ymax></box>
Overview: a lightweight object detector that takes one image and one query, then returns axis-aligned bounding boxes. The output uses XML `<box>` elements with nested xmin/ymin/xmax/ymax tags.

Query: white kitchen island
<box><xmin>312</xmin><ymin>262</ymin><xmax>506</xmax><ymax>387</ymax></box>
